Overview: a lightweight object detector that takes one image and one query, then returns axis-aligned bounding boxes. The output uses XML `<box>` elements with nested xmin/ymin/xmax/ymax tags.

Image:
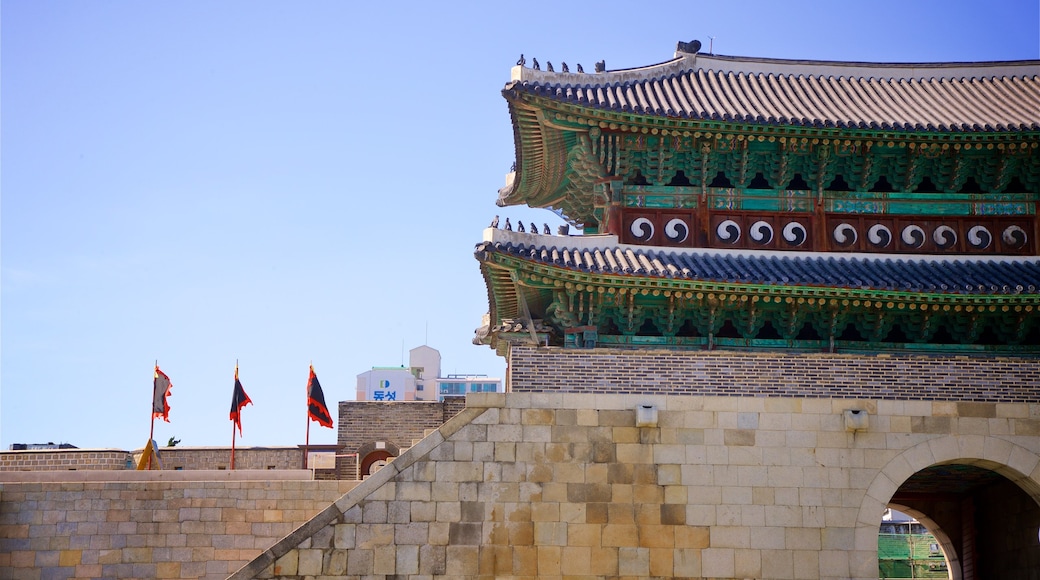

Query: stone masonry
<box><xmin>0</xmin><ymin>478</ymin><xmax>357</xmax><ymax>579</ymax></box>
<box><xmin>231</xmin><ymin>387</ymin><xmax>1040</xmax><ymax>580</ymax></box>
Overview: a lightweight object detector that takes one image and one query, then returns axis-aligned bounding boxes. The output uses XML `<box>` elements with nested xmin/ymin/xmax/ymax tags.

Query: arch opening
<box><xmin>884</xmin><ymin>462</ymin><xmax>1040</xmax><ymax>580</ymax></box>
<box><xmin>880</xmin><ymin>505</ymin><xmax>958</xmax><ymax>580</ymax></box>
<box><xmin>360</xmin><ymin>449</ymin><xmax>394</xmax><ymax>478</ymax></box>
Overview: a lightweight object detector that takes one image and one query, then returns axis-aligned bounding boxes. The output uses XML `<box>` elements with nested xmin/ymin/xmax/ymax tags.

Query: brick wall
<box><xmin>156</xmin><ymin>447</ymin><xmax>302</xmax><ymax>471</ymax></box>
<box><xmin>508</xmin><ymin>346</ymin><xmax>1040</xmax><ymax>402</ymax></box>
<box><xmin>0</xmin><ymin>479</ymin><xmax>357</xmax><ymax>579</ymax></box>
<box><xmin>336</xmin><ymin>399</ymin><xmax>465</xmax><ymax>479</ymax></box>
<box><xmin>0</xmin><ymin>449</ymin><xmax>132</xmax><ymax>471</ymax></box>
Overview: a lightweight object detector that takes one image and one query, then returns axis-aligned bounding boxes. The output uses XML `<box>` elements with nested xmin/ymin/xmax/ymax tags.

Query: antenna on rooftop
<box><xmin>709</xmin><ymin>36</ymin><xmax>716</xmax><ymax>55</ymax></box>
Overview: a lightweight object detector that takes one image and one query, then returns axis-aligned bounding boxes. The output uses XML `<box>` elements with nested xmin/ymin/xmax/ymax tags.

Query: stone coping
<box><xmin>0</xmin><ymin>469</ymin><xmax>316</xmax><ymax>483</ymax></box>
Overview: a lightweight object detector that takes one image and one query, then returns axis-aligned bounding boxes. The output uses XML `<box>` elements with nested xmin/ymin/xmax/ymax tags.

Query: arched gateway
<box><xmin>859</xmin><ymin>437</ymin><xmax>1040</xmax><ymax>579</ymax></box>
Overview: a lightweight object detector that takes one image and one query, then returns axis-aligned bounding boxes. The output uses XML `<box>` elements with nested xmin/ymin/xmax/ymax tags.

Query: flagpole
<box><xmin>303</xmin><ymin>362</ymin><xmax>311</xmax><ymax>469</ymax></box>
<box><xmin>304</xmin><ymin>407</ymin><xmax>311</xmax><ymax>470</ymax></box>
<box><xmin>231</xmin><ymin>360</ymin><xmax>237</xmax><ymax>470</ymax></box>
<box><xmin>148</xmin><ymin>360</ymin><xmax>157</xmax><ymax>470</ymax></box>
<box><xmin>231</xmin><ymin>417</ymin><xmax>237</xmax><ymax>470</ymax></box>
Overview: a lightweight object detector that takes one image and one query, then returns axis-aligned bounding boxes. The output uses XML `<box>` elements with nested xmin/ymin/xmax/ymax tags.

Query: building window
<box><xmin>440</xmin><ymin>382</ymin><xmax>465</xmax><ymax>395</ymax></box>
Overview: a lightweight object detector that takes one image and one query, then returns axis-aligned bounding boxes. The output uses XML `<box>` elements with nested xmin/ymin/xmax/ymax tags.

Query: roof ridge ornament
<box><xmin>677</xmin><ymin>39</ymin><xmax>702</xmax><ymax>54</ymax></box>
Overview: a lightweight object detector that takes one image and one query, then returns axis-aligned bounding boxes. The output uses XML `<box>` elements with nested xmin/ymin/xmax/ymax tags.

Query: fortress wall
<box><xmin>230</xmin><ymin>390</ymin><xmax>1040</xmax><ymax>580</ymax></box>
<box><xmin>0</xmin><ymin>479</ymin><xmax>357</xmax><ymax>580</ymax></box>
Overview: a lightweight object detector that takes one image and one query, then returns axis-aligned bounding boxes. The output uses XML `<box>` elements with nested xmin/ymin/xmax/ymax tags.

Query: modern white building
<box><xmin>355</xmin><ymin>345</ymin><xmax>501</xmax><ymax>402</ymax></box>
<box><xmin>355</xmin><ymin>367</ymin><xmax>416</xmax><ymax>401</ymax></box>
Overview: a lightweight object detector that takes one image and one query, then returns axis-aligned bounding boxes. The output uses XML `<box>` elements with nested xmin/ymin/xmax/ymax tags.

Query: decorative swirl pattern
<box><xmin>832</xmin><ymin>223</ymin><xmax>857</xmax><ymax>247</ymax></box>
<box><xmin>630</xmin><ymin>218</ymin><xmax>654</xmax><ymax>242</ymax></box>
<box><xmin>967</xmin><ymin>225</ymin><xmax>992</xmax><ymax>250</ymax></box>
<box><xmin>867</xmin><ymin>224</ymin><xmax>892</xmax><ymax>248</ymax></box>
<box><xmin>782</xmin><ymin>221</ymin><xmax>807</xmax><ymax>247</ymax></box>
<box><xmin>749</xmin><ymin>221</ymin><xmax>773</xmax><ymax>245</ymax></box>
<box><xmin>716</xmin><ymin>219</ymin><xmax>740</xmax><ymax>244</ymax></box>
<box><xmin>664</xmin><ymin>218</ymin><xmax>689</xmax><ymax>243</ymax></box>
<box><xmin>932</xmin><ymin>225</ymin><xmax>957</xmax><ymax>250</ymax></box>
<box><xmin>901</xmin><ymin>225</ymin><xmax>926</xmax><ymax>249</ymax></box>
<box><xmin>1002</xmin><ymin>225</ymin><xmax>1027</xmax><ymax>249</ymax></box>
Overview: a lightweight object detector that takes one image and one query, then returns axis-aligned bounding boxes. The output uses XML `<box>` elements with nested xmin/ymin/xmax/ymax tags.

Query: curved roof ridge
<box><xmin>512</xmin><ymin>50</ymin><xmax>1040</xmax><ymax>87</ymax></box>
<box><xmin>686</xmin><ymin>53</ymin><xmax>1040</xmax><ymax>82</ymax></box>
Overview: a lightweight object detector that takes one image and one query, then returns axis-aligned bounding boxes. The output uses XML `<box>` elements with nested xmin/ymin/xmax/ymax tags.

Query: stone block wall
<box><xmin>0</xmin><ymin>449</ymin><xmax>132</xmax><ymax>471</ymax></box>
<box><xmin>0</xmin><ymin>479</ymin><xmax>357</xmax><ymax>579</ymax></box>
<box><xmin>508</xmin><ymin>347</ymin><xmax>1040</xmax><ymax>402</ymax></box>
<box><xmin>231</xmin><ymin>391</ymin><xmax>1040</xmax><ymax>580</ymax></box>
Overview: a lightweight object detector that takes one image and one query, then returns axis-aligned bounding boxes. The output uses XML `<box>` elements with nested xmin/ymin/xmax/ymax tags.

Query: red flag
<box><xmin>307</xmin><ymin>365</ymin><xmax>333</xmax><ymax>428</ymax></box>
<box><xmin>230</xmin><ymin>365</ymin><xmax>252</xmax><ymax>436</ymax></box>
<box><xmin>152</xmin><ymin>366</ymin><xmax>172</xmax><ymax>422</ymax></box>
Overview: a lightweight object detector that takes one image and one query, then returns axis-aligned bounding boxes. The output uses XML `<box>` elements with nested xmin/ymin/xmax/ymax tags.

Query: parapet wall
<box><xmin>0</xmin><ymin>449</ymin><xmax>132</xmax><ymax>471</ymax></box>
<box><xmin>508</xmin><ymin>347</ymin><xmax>1040</xmax><ymax>402</ymax></box>
<box><xmin>154</xmin><ymin>446</ymin><xmax>303</xmax><ymax>471</ymax></box>
<box><xmin>0</xmin><ymin>477</ymin><xmax>357</xmax><ymax>579</ymax></box>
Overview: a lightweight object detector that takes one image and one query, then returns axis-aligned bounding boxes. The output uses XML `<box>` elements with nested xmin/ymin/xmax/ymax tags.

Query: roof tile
<box><xmin>481</xmin><ymin>240</ymin><xmax>1040</xmax><ymax>295</ymax></box>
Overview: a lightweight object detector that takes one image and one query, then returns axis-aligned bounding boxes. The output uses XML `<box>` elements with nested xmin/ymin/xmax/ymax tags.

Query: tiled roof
<box><xmin>478</xmin><ymin>237</ymin><xmax>1040</xmax><ymax>295</ymax></box>
<box><xmin>507</xmin><ymin>53</ymin><xmax>1040</xmax><ymax>132</ymax></box>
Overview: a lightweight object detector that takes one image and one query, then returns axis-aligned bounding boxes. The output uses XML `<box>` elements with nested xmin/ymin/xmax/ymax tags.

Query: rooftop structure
<box><xmin>477</xmin><ymin>42</ymin><xmax>1040</xmax><ymax>356</ymax></box>
<box><xmin>355</xmin><ymin>345</ymin><xmax>501</xmax><ymax>401</ymax></box>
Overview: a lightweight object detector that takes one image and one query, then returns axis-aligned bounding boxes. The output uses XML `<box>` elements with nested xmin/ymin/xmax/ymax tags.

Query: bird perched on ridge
<box><xmin>490</xmin><ymin>215</ymin><xmax>499</xmax><ymax>228</ymax></box>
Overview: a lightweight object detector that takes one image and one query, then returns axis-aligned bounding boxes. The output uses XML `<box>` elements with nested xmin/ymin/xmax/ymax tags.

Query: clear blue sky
<box><xmin>2</xmin><ymin>0</ymin><xmax>1038</xmax><ymax>450</ymax></box>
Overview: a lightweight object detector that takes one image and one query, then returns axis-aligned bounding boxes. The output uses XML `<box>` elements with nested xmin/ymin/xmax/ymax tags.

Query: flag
<box><xmin>152</xmin><ymin>365</ymin><xmax>172</xmax><ymax>422</ymax></box>
<box><xmin>307</xmin><ymin>365</ymin><xmax>333</xmax><ymax>428</ymax></box>
<box><xmin>230</xmin><ymin>365</ymin><xmax>252</xmax><ymax>436</ymax></box>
